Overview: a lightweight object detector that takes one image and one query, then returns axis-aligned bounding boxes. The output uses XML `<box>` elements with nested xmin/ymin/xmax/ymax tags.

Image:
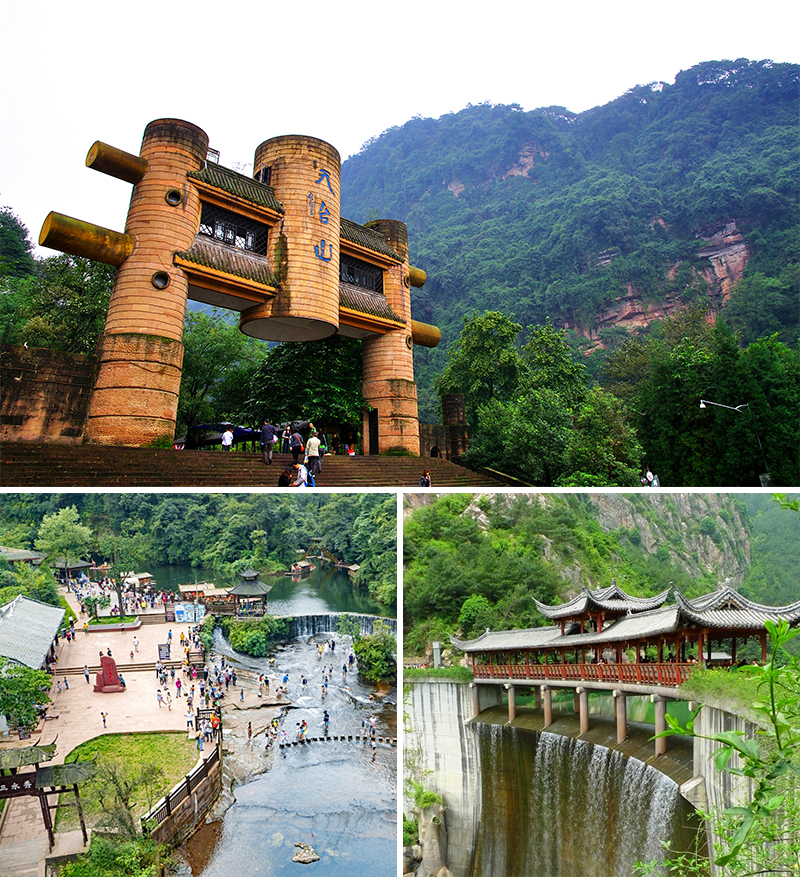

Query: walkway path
<box><xmin>0</xmin><ymin>589</ymin><xmax>267</xmax><ymax>876</ymax></box>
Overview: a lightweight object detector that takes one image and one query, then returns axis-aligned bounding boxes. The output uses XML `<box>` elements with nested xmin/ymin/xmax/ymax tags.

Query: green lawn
<box><xmin>55</xmin><ymin>732</ymin><xmax>197</xmax><ymax>831</ymax></box>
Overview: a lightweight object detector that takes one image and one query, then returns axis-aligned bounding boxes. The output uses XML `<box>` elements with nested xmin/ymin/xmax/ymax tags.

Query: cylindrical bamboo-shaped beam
<box><xmin>411</xmin><ymin>319</ymin><xmax>441</xmax><ymax>348</ymax></box>
<box><xmin>86</xmin><ymin>141</ymin><xmax>148</xmax><ymax>184</ymax></box>
<box><xmin>39</xmin><ymin>211</ymin><xmax>133</xmax><ymax>267</ymax></box>
<box><xmin>408</xmin><ymin>265</ymin><xmax>427</xmax><ymax>287</ymax></box>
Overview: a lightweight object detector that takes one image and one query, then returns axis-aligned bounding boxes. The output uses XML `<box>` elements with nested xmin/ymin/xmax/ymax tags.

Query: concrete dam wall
<box><xmin>405</xmin><ymin>679</ymin><xmax>753</xmax><ymax>876</ymax></box>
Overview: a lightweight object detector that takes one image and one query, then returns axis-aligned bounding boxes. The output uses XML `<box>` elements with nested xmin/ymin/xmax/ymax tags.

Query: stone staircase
<box><xmin>1</xmin><ymin>444</ymin><xmax>504</xmax><ymax>488</ymax></box>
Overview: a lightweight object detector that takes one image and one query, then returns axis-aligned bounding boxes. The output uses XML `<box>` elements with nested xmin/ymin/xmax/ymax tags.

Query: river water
<box><xmin>471</xmin><ymin>719</ymin><xmax>703</xmax><ymax>876</ymax></box>
<box><xmin>147</xmin><ymin>563</ymin><xmax>389</xmax><ymax>617</ymax></box>
<box><xmin>170</xmin><ymin>566</ymin><xmax>397</xmax><ymax>877</ymax></box>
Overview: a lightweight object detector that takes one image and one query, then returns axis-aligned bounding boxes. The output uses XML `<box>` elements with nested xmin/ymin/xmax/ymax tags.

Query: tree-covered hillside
<box><xmin>402</xmin><ymin>492</ymin><xmax>798</xmax><ymax>654</ymax></box>
<box><xmin>342</xmin><ymin>59</ymin><xmax>799</xmax><ymax>422</ymax></box>
<box><xmin>0</xmin><ymin>493</ymin><xmax>397</xmax><ymax>610</ymax></box>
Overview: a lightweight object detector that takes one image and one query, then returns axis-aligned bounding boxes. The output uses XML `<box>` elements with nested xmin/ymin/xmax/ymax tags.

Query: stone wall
<box><xmin>147</xmin><ymin>749</ymin><xmax>223</xmax><ymax>847</ymax></box>
<box><xmin>0</xmin><ymin>344</ymin><xmax>95</xmax><ymax>443</ymax></box>
<box><xmin>405</xmin><ymin>680</ymin><xmax>499</xmax><ymax>876</ymax></box>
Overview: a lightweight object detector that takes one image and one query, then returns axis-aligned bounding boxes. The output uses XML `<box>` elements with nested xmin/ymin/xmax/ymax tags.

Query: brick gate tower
<box><xmin>40</xmin><ymin>118</ymin><xmax>440</xmax><ymax>452</ymax></box>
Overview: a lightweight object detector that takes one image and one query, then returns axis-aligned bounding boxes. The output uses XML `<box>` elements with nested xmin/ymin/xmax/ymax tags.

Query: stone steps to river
<box><xmin>1</xmin><ymin>444</ymin><xmax>505</xmax><ymax>488</ymax></box>
<box><xmin>279</xmin><ymin>734</ymin><xmax>397</xmax><ymax>747</ymax></box>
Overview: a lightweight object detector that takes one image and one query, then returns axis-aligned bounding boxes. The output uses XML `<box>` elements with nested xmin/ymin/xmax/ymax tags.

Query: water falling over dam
<box><xmin>471</xmin><ymin>721</ymin><xmax>703</xmax><ymax>876</ymax></box>
<box><xmin>404</xmin><ymin>682</ymin><xmax>709</xmax><ymax>877</ymax></box>
<box><xmin>284</xmin><ymin>613</ymin><xmax>397</xmax><ymax>639</ymax></box>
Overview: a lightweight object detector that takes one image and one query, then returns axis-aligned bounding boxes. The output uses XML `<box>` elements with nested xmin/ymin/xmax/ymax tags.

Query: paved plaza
<box><xmin>0</xmin><ymin>588</ymin><xmax>267</xmax><ymax>876</ymax></box>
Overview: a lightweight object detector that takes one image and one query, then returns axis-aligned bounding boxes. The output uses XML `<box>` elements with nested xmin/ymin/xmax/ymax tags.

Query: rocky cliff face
<box><xmin>404</xmin><ymin>492</ymin><xmax>751</xmax><ymax>588</ymax></box>
<box><xmin>588</xmin><ymin>493</ymin><xmax>750</xmax><ymax>583</ymax></box>
<box><xmin>559</xmin><ymin>220</ymin><xmax>749</xmax><ymax>345</ymax></box>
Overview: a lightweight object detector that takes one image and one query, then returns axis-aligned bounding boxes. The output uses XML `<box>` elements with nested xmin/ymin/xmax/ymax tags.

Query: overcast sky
<box><xmin>2</xmin><ymin>0</ymin><xmax>797</xmax><ymax>256</ymax></box>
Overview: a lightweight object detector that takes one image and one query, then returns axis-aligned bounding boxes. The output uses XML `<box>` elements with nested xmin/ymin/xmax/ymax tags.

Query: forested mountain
<box><xmin>0</xmin><ymin>493</ymin><xmax>397</xmax><ymax>610</ymax></box>
<box><xmin>402</xmin><ymin>492</ymin><xmax>799</xmax><ymax>652</ymax></box>
<box><xmin>341</xmin><ymin>59</ymin><xmax>799</xmax><ymax>422</ymax></box>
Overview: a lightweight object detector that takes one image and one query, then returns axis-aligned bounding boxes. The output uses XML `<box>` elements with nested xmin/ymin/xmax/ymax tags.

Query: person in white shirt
<box><xmin>305</xmin><ymin>431</ymin><xmax>322</xmax><ymax>475</ymax></box>
<box><xmin>221</xmin><ymin>429</ymin><xmax>233</xmax><ymax>451</ymax></box>
<box><xmin>292</xmin><ymin>462</ymin><xmax>309</xmax><ymax>487</ymax></box>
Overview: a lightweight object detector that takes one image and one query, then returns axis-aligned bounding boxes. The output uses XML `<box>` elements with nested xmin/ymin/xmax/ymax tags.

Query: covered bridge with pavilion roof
<box><xmin>451</xmin><ymin>584</ymin><xmax>800</xmax><ymax>750</ymax></box>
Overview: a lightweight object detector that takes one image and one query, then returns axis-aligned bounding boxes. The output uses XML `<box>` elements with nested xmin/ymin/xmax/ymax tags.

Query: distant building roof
<box><xmin>0</xmin><ymin>547</ymin><xmax>46</xmax><ymax>565</ymax></box>
<box><xmin>52</xmin><ymin>558</ymin><xmax>92</xmax><ymax>571</ymax></box>
<box><xmin>676</xmin><ymin>586</ymin><xmax>800</xmax><ymax>629</ymax></box>
<box><xmin>228</xmin><ymin>567</ymin><xmax>273</xmax><ymax>597</ymax></box>
<box><xmin>0</xmin><ymin>595</ymin><xmax>65</xmax><ymax>669</ymax></box>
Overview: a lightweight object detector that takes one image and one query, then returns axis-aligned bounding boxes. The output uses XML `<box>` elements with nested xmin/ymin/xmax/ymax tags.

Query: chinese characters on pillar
<box><xmin>312</xmin><ymin>169</ymin><xmax>335</xmax><ymax>262</ymax></box>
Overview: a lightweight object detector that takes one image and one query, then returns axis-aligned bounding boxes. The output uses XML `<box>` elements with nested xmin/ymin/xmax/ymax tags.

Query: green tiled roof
<box><xmin>189</xmin><ymin>164</ymin><xmax>284</xmax><ymax>214</ymax></box>
<box><xmin>177</xmin><ymin>237</ymin><xmax>279</xmax><ymax>288</ymax></box>
<box><xmin>340</xmin><ymin>218</ymin><xmax>401</xmax><ymax>261</ymax></box>
<box><xmin>339</xmin><ymin>283</ymin><xmax>404</xmax><ymax>324</ymax></box>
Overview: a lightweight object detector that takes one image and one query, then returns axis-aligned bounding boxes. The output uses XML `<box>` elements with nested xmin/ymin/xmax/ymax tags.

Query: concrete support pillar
<box><xmin>573</xmin><ymin>690</ymin><xmax>580</xmax><ymax>714</ymax></box>
<box><xmin>542</xmin><ymin>686</ymin><xmax>553</xmax><ymax>728</ymax></box>
<box><xmin>506</xmin><ymin>684</ymin><xmax>516</xmax><ymax>722</ymax></box>
<box><xmin>534</xmin><ymin>686</ymin><xmax>542</xmax><ymax>710</ymax></box>
<box><xmin>576</xmin><ymin>687</ymin><xmax>589</xmax><ymax>735</ymax></box>
<box><xmin>84</xmin><ymin>119</ymin><xmax>209</xmax><ymax>446</ymax></box>
<box><xmin>470</xmin><ymin>683</ymin><xmax>480</xmax><ymax>719</ymax></box>
<box><xmin>361</xmin><ymin>219</ymin><xmax>419</xmax><ymax>455</ymax></box>
<box><xmin>653</xmin><ymin>696</ymin><xmax>668</xmax><ymax>756</ymax></box>
<box><xmin>613</xmin><ymin>689</ymin><xmax>628</xmax><ymax>744</ymax></box>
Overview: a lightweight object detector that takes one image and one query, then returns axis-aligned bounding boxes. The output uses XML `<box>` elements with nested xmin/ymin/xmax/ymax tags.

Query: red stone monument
<box><xmin>93</xmin><ymin>654</ymin><xmax>124</xmax><ymax>693</ymax></box>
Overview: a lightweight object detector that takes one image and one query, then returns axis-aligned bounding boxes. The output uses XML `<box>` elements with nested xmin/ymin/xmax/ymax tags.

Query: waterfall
<box><xmin>284</xmin><ymin>613</ymin><xmax>397</xmax><ymax>639</ymax></box>
<box><xmin>473</xmin><ymin>724</ymin><xmax>700</xmax><ymax>876</ymax></box>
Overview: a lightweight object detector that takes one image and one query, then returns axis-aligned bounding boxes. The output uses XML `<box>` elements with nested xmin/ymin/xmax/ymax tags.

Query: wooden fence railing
<box><xmin>140</xmin><ymin>743</ymin><xmax>219</xmax><ymax>832</ymax></box>
<box><xmin>472</xmin><ymin>662</ymin><xmax>694</xmax><ymax>688</ymax></box>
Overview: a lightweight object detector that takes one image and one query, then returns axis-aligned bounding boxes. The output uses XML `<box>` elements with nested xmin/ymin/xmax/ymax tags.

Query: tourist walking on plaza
<box><xmin>83</xmin><ymin>665</ymin><xmax>90</xmax><ymax>684</ymax></box>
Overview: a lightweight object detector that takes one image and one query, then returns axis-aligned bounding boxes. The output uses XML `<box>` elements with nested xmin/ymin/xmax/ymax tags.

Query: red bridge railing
<box><xmin>472</xmin><ymin>662</ymin><xmax>694</xmax><ymax>687</ymax></box>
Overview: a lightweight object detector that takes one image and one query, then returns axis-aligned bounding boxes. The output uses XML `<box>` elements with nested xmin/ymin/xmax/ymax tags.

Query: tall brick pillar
<box><xmin>243</xmin><ymin>135</ymin><xmax>341</xmax><ymax>341</ymax></box>
<box><xmin>84</xmin><ymin>119</ymin><xmax>209</xmax><ymax>446</ymax></box>
<box><xmin>361</xmin><ymin>219</ymin><xmax>420</xmax><ymax>455</ymax></box>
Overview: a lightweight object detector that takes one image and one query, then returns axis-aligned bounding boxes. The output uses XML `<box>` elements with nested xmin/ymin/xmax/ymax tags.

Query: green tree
<box><xmin>458</xmin><ymin>594</ymin><xmax>499</xmax><ymax>639</ymax></box>
<box><xmin>16</xmin><ymin>255</ymin><xmax>114</xmax><ymax>355</ymax></box>
<box><xmin>34</xmin><ymin>506</ymin><xmax>93</xmax><ymax>575</ymax></box>
<box><xmin>0</xmin><ymin>207</ymin><xmax>35</xmax><ymax>279</ymax></box>
<box><xmin>0</xmin><ymin>561</ymin><xmax>60</xmax><ymax>607</ymax></box>
<box><xmin>558</xmin><ymin>387</ymin><xmax>643</xmax><ymax>486</ymax></box>
<box><xmin>436</xmin><ymin>311</ymin><xmax>524</xmax><ymax>427</ymax></box>
<box><xmin>521</xmin><ymin>319</ymin><xmax>588</xmax><ymax>411</ymax></box>
<box><xmin>352</xmin><ymin>621</ymin><xmax>397</xmax><ymax>682</ymax></box>
<box><xmin>242</xmin><ymin>335</ymin><xmax>366</xmax><ymax>429</ymax></box>
<box><xmin>0</xmin><ymin>658</ymin><xmax>52</xmax><ymax>729</ymax></box>
<box><xmin>177</xmin><ymin>309</ymin><xmax>267</xmax><ymax>436</ymax></box>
